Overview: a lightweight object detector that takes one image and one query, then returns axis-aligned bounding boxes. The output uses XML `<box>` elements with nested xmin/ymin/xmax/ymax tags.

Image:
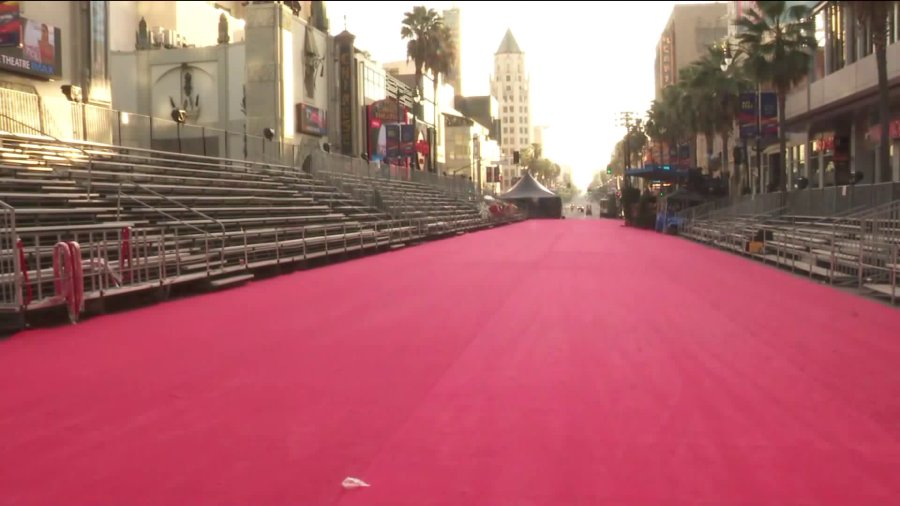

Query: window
<box><xmin>518</xmin><ymin>75</ymin><xmax>522</xmax><ymax>82</ymax></box>
<box><xmin>503</xmin><ymin>106</ymin><xmax>508</xmax><ymax>112</ymax></box>
<box><xmin>520</xmin><ymin>116</ymin><xmax>526</xmax><ymax>124</ymax></box>
<box><xmin>505</xmin><ymin>85</ymin><xmax>511</xmax><ymax>92</ymax></box>
<box><xmin>892</xmin><ymin>2</ymin><xmax>899</xmax><ymax>44</ymax></box>
<box><xmin>506</xmin><ymin>75</ymin><xmax>511</xmax><ymax>81</ymax></box>
<box><xmin>827</xmin><ymin>3</ymin><xmax>846</xmax><ymax>72</ymax></box>
<box><xmin>521</xmin><ymin>137</ymin><xmax>528</xmax><ymax>144</ymax></box>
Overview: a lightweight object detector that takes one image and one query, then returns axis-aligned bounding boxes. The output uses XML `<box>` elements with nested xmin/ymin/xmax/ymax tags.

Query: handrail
<box><xmin>0</xmin><ymin>198</ymin><xmax>21</xmax><ymax>309</ymax></box>
<box><xmin>117</xmin><ymin>190</ymin><xmax>218</xmax><ymax>275</ymax></box>
<box><xmin>126</xmin><ymin>183</ymin><xmax>228</xmax><ymax>272</ymax></box>
<box><xmin>0</xmin><ymin>111</ymin><xmax>96</xmax><ymax>198</ymax></box>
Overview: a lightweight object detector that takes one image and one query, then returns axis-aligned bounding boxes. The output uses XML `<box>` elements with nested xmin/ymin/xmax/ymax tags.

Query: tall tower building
<box><xmin>653</xmin><ymin>3</ymin><xmax>728</xmax><ymax>100</ymax></box>
<box><xmin>442</xmin><ymin>7</ymin><xmax>462</xmax><ymax>93</ymax></box>
<box><xmin>490</xmin><ymin>28</ymin><xmax>531</xmax><ymax>185</ymax></box>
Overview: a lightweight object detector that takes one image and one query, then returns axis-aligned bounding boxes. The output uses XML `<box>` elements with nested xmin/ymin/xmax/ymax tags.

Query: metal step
<box><xmin>208</xmin><ymin>273</ymin><xmax>254</xmax><ymax>290</ymax></box>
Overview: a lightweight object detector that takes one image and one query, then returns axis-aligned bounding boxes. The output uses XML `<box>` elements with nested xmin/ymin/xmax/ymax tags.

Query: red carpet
<box><xmin>1</xmin><ymin>220</ymin><xmax>899</xmax><ymax>506</ymax></box>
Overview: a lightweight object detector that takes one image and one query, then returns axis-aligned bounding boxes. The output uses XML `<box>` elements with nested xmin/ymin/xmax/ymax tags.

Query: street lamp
<box><xmin>720</xmin><ymin>45</ymin><xmax>733</xmax><ymax>72</ymax></box>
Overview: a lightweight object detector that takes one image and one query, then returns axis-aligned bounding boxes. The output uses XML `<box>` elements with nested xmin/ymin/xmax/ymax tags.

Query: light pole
<box><xmin>472</xmin><ymin>133</ymin><xmax>481</xmax><ymax>190</ymax></box>
<box><xmin>723</xmin><ymin>42</ymin><xmax>762</xmax><ymax>195</ymax></box>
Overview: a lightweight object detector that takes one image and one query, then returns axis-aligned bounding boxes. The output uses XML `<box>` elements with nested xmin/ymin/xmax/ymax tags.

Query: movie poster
<box><xmin>0</xmin><ymin>1</ymin><xmax>21</xmax><ymax>47</ymax></box>
<box><xmin>22</xmin><ymin>18</ymin><xmax>54</xmax><ymax>65</ymax></box>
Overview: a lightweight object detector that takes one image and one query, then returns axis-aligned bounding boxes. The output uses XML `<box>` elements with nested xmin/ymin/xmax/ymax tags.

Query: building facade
<box><xmin>654</xmin><ymin>3</ymin><xmax>728</xmax><ymax>100</ymax></box>
<box><xmin>783</xmin><ymin>1</ymin><xmax>900</xmax><ymax>188</ymax></box>
<box><xmin>1</xmin><ymin>1</ymin><xmax>113</xmax><ymax>116</ymax></box>
<box><xmin>490</xmin><ymin>29</ymin><xmax>531</xmax><ymax>190</ymax></box>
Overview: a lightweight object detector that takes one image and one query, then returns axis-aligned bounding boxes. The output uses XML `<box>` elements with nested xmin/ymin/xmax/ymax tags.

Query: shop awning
<box><xmin>624</xmin><ymin>164</ymin><xmax>689</xmax><ymax>180</ymax></box>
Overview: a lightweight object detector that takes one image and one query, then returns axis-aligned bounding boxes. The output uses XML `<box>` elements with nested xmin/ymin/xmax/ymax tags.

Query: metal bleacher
<box><xmin>676</xmin><ymin>192</ymin><xmax>900</xmax><ymax>304</ymax></box>
<box><xmin>0</xmin><ymin>132</ymin><xmax>521</xmax><ymax>330</ymax></box>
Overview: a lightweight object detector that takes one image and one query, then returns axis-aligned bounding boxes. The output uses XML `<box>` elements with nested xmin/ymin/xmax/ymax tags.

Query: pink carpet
<box><xmin>1</xmin><ymin>220</ymin><xmax>899</xmax><ymax>506</ymax></box>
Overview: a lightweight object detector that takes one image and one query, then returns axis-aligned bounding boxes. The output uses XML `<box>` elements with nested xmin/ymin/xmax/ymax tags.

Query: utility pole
<box><xmin>616</xmin><ymin>111</ymin><xmax>640</xmax><ymax>170</ymax></box>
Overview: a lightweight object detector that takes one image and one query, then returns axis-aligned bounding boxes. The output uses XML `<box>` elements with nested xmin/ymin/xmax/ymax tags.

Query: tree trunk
<box><xmin>875</xmin><ymin>38</ymin><xmax>891</xmax><ymax>183</ymax></box>
<box><xmin>778</xmin><ymin>92</ymin><xmax>788</xmax><ymax>192</ymax></box>
<box><xmin>704</xmin><ymin>132</ymin><xmax>714</xmax><ymax>174</ymax></box>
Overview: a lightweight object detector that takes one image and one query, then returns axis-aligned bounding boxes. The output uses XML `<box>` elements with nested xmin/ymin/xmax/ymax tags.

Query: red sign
<box><xmin>296</xmin><ymin>103</ymin><xmax>326</xmax><ymax>136</ymax></box>
<box><xmin>812</xmin><ymin>136</ymin><xmax>834</xmax><ymax>153</ymax></box>
<box><xmin>368</xmin><ymin>98</ymin><xmax>407</xmax><ymax>124</ymax></box>
<box><xmin>867</xmin><ymin>120</ymin><xmax>900</xmax><ymax>141</ymax></box>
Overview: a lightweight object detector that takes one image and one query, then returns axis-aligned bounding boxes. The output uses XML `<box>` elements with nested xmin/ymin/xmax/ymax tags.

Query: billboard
<box><xmin>0</xmin><ymin>1</ymin><xmax>21</xmax><ymax>47</ymax></box>
<box><xmin>367</xmin><ymin>98</ymin><xmax>410</xmax><ymax>163</ymax></box>
<box><xmin>0</xmin><ymin>17</ymin><xmax>61</xmax><ymax>79</ymax></box>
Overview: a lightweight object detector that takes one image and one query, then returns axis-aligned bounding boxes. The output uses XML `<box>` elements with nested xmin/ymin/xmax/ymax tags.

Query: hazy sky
<box><xmin>326</xmin><ymin>1</ymin><xmax>705</xmax><ymax>189</ymax></box>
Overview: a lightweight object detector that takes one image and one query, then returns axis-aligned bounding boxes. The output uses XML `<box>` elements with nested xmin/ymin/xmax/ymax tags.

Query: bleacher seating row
<box><xmin>677</xmin><ymin>204</ymin><xmax>899</xmax><ymax>304</ymax></box>
<box><xmin>0</xmin><ymin>133</ymin><xmax>522</xmax><ymax>329</ymax></box>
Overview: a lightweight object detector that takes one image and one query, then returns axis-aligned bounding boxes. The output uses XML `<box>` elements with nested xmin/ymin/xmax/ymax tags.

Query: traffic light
<box><xmin>513</xmin><ymin>150</ymin><xmax>520</xmax><ymax>164</ymax></box>
<box><xmin>607</xmin><ymin>166</ymin><xmax>612</xmax><ymax>175</ymax></box>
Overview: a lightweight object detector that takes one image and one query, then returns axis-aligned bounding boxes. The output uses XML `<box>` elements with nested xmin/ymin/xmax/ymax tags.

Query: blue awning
<box><xmin>625</xmin><ymin>164</ymin><xmax>689</xmax><ymax>179</ymax></box>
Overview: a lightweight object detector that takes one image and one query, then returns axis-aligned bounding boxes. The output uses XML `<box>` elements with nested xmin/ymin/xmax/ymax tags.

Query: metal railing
<box><xmin>0</xmin><ymin>87</ymin><xmax>486</xmax><ymax>200</ymax></box>
<box><xmin>117</xmin><ymin>191</ymin><xmax>219</xmax><ymax>277</ymax></box>
<box><xmin>0</xmin><ymin>109</ymin><xmax>97</xmax><ymax>197</ymax></box>
<box><xmin>0</xmin><ymin>200</ymin><xmax>20</xmax><ymax>311</ymax></box>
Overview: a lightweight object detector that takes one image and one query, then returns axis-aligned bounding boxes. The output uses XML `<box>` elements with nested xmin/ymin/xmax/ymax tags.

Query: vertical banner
<box><xmin>759</xmin><ymin>92</ymin><xmax>778</xmax><ymax>138</ymax></box>
<box><xmin>88</xmin><ymin>1</ymin><xmax>111</xmax><ymax>103</ymax></box>
<box><xmin>385</xmin><ymin>124</ymin><xmax>400</xmax><ymax>159</ymax></box>
<box><xmin>0</xmin><ymin>1</ymin><xmax>21</xmax><ymax>47</ymax></box>
<box><xmin>738</xmin><ymin>92</ymin><xmax>757</xmax><ymax>139</ymax></box>
<box><xmin>400</xmin><ymin>124</ymin><xmax>415</xmax><ymax>156</ymax></box>
<box><xmin>338</xmin><ymin>39</ymin><xmax>353</xmax><ymax>155</ymax></box>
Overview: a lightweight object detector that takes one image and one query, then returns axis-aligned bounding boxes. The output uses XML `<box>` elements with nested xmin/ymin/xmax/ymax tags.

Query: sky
<box><xmin>326</xmin><ymin>1</ymin><xmax>707</xmax><ymax>190</ymax></box>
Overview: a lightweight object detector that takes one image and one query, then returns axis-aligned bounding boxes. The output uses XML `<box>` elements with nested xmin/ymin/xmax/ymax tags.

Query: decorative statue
<box><xmin>303</xmin><ymin>26</ymin><xmax>322</xmax><ymax>99</ymax></box>
<box><xmin>168</xmin><ymin>64</ymin><xmax>201</xmax><ymax>121</ymax></box>
<box><xmin>135</xmin><ymin>17</ymin><xmax>150</xmax><ymax>50</ymax></box>
<box><xmin>217</xmin><ymin>13</ymin><xmax>229</xmax><ymax>45</ymax></box>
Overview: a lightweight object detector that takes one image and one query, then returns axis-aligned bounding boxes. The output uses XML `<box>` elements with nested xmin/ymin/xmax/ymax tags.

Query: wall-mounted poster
<box><xmin>0</xmin><ymin>1</ymin><xmax>21</xmax><ymax>47</ymax></box>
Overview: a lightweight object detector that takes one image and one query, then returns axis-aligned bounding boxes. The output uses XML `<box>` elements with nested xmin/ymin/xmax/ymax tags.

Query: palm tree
<box><xmin>686</xmin><ymin>45</ymin><xmax>750</xmax><ymax>194</ymax></box>
<box><xmin>851</xmin><ymin>1</ymin><xmax>893</xmax><ymax>183</ymax></box>
<box><xmin>682</xmin><ymin>63</ymin><xmax>719</xmax><ymax>174</ymax></box>
<box><xmin>426</xmin><ymin>23</ymin><xmax>455</xmax><ymax>105</ymax></box>
<box><xmin>426</xmin><ymin>24</ymin><xmax>456</xmax><ymax>164</ymax></box>
<box><xmin>647</xmin><ymin>84</ymin><xmax>690</xmax><ymax>167</ymax></box>
<box><xmin>736</xmin><ymin>0</ymin><xmax>817</xmax><ymax>192</ymax></box>
<box><xmin>400</xmin><ymin>6</ymin><xmax>442</xmax><ymax>98</ymax></box>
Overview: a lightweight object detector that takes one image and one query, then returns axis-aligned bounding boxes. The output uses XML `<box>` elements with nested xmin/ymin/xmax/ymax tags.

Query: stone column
<box><xmin>244</xmin><ymin>3</ymin><xmax>290</xmax><ymax>145</ymax></box>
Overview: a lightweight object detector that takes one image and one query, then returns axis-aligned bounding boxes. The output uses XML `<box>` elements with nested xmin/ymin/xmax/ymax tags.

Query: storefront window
<box><xmin>890</xmin><ymin>2</ymin><xmax>899</xmax><ymax>44</ymax></box>
<box><xmin>827</xmin><ymin>3</ymin><xmax>845</xmax><ymax>72</ymax></box>
<box><xmin>814</xmin><ymin>9</ymin><xmax>827</xmax><ymax>81</ymax></box>
<box><xmin>809</xmin><ymin>141</ymin><xmax>820</xmax><ymax>185</ymax></box>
